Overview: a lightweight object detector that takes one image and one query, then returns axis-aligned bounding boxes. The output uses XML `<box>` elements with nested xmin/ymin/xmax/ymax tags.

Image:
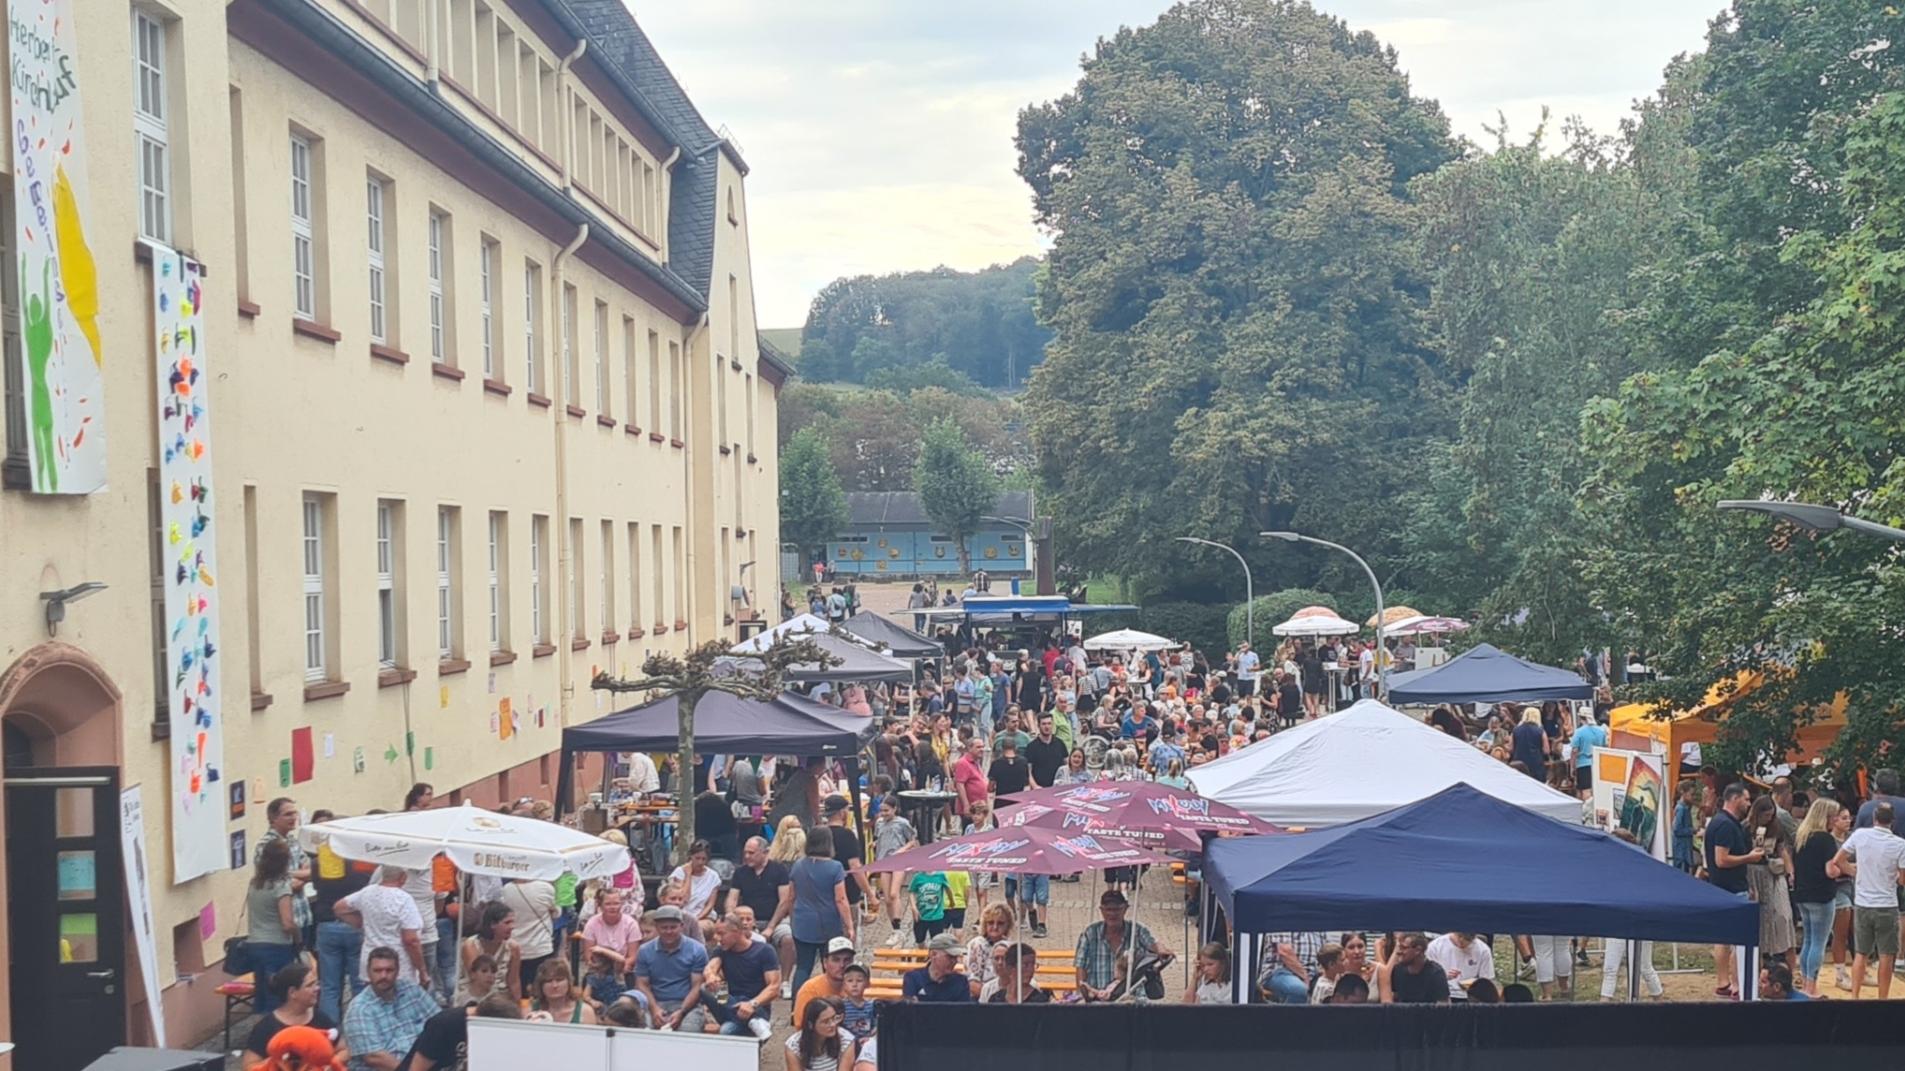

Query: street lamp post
<box><xmin>1717</xmin><ymin>500</ymin><xmax>1905</xmax><ymax>542</ymax></box>
<box><xmin>1260</xmin><ymin>531</ymin><xmax>1387</xmax><ymax>698</ymax></box>
<box><xmin>1175</xmin><ymin>537</ymin><xmax>1254</xmax><ymax>646</ymax></box>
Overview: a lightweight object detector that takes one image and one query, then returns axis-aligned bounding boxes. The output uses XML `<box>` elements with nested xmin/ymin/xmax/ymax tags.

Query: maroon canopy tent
<box><xmin>994</xmin><ymin>781</ymin><xmax>1279</xmax><ymax>849</ymax></box>
<box><xmin>864</xmin><ymin>823</ymin><xmax>1175</xmax><ymax>876</ymax></box>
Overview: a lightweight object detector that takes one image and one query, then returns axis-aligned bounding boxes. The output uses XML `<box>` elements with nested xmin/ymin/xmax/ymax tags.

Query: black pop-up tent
<box><xmin>1386</xmin><ymin>642</ymin><xmax>1593</xmax><ymax>705</ymax></box>
<box><xmin>840</xmin><ymin>612</ymin><xmax>943</xmax><ymax>660</ymax></box>
<box><xmin>555</xmin><ymin>689</ymin><xmax>877</xmax><ymax>819</ymax></box>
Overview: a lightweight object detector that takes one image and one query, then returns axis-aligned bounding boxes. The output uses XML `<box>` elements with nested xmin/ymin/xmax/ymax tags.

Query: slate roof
<box><xmin>559</xmin><ymin>0</ymin><xmax>734</xmax><ymax>298</ymax></box>
<box><xmin>845</xmin><ymin>491</ymin><xmax>1035</xmax><ymax>528</ymax></box>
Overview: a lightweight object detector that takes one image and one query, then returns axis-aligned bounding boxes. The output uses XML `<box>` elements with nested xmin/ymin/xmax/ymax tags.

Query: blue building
<box><xmin>821</xmin><ymin>491</ymin><xmax>1035</xmax><ymax>578</ymax></box>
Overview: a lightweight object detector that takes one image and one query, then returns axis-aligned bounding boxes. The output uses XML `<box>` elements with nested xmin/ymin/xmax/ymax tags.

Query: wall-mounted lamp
<box><xmin>40</xmin><ymin>582</ymin><xmax>108</xmax><ymax>637</ymax></box>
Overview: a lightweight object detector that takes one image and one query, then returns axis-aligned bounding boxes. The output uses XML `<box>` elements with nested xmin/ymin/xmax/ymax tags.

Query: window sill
<box><xmin>674</xmin><ymin>619</ymin><xmax>689</xmax><ymax>631</ymax></box>
<box><xmin>735</xmin><ymin>530</ymin><xmax>749</xmax><ymax>541</ymax></box>
<box><xmin>724</xmin><ymin>614</ymin><xmax>735</xmax><ymax>626</ymax></box>
<box><xmin>596</xmin><ymin>414</ymin><xmax>617</xmax><ymax>429</ymax></box>
<box><xmin>527</xmin><ymin>392</ymin><xmax>553</xmax><ymax>409</ymax></box>
<box><xmin>371</xmin><ymin>343</ymin><xmax>410</xmax><ymax>366</ymax></box>
<box><xmin>565</xmin><ymin>404</ymin><xmax>587</xmax><ymax>420</ymax></box>
<box><xmin>625</xmin><ymin>424</ymin><xmax>643</xmax><ymax>438</ymax></box>
<box><xmin>237</xmin><ymin>300</ymin><xmax>261</xmax><ymax>320</ymax></box>
<box><xmin>627</xmin><ymin>627</ymin><xmax>645</xmax><ymax>640</ymax></box>
<box><xmin>747</xmin><ymin>453</ymin><xmax>758</xmax><ymax>464</ymax></box>
<box><xmin>483</xmin><ymin>378</ymin><xmax>513</xmax><ymax>397</ymax></box>
<box><xmin>669</xmin><ymin>438</ymin><xmax>684</xmax><ymax>449</ymax></box>
<box><xmin>251</xmin><ymin>690</ymin><xmax>274</xmax><ymax>712</ymax></box>
<box><xmin>489</xmin><ymin>649</ymin><xmax>518</xmax><ymax>666</ymax></box>
<box><xmin>531</xmin><ymin>642</ymin><xmax>557</xmax><ymax>658</ymax></box>
<box><xmin>438</xmin><ymin>658</ymin><xmax>472</xmax><ymax>676</ymax></box>
<box><xmin>378</xmin><ymin>666</ymin><xmax>418</xmax><ymax>689</ymax></box>
<box><xmin>293</xmin><ymin>318</ymin><xmax>343</xmax><ymax>344</ymax></box>
<box><xmin>653</xmin><ymin>623</ymin><xmax>669</xmax><ymax>635</ymax></box>
<box><xmin>303</xmin><ymin>680</ymin><xmax>351</xmax><ymax>702</ymax></box>
<box><xmin>730</xmin><ymin>359</ymin><xmax>743</xmax><ymax>372</ymax></box>
<box><xmin>719</xmin><ymin>444</ymin><xmax>732</xmax><ymax>455</ymax></box>
<box><xmin>648</xmin><ymin>431</ymin><xmax>666</xmax><ymax>443</ymax></box>
<box><xmin>431</xmin><ymin>363</ymin><xmax>466</xmax><ymax>382</ymax></box>
<box><xmin>571</xmin><ymin>636</ymin><xmax>592</xmax><ymax>651</ymax></box>
<box><xmin>600</xmin><ymin>631</ymin><xmax>619</xmax><ymax>646</ymax></box>
<box><xmin>134</xmin><ymin>239</ymin><xmax>210</xmax><ymax>273</ymax></box>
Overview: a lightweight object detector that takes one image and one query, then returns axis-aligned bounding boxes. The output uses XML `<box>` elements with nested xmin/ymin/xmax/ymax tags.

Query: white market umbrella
<box><xmin>1270</xmin><ymin>605</ymin><xmax>1358</xmax><ymax>637</ymax></box>
<box><xmin>299</xmin><ymin>803</ymin><xmax>629</xmax><ymax>882</ymax></box>
<box><xmin>1389</xmin><ymin>615</ymin><xmax>1470</xmax><ymax>637</ymax></box>
<box><xmin>1084</xmin><ymin>628</ymin><xmax>1179</xmax><ymax>652</ymax></box>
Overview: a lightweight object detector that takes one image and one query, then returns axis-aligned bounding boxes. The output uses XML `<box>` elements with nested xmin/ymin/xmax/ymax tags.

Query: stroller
<box><xmin>1103</xmin><ymin>949</ymin><xmax>1175</xmax><ymax>1003</ymax></box>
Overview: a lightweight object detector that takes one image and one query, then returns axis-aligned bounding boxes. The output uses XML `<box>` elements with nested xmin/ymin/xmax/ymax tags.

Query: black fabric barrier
<box><xmin>878</xmin><ymin>1001</ymin><xmax>1905</xmax><ymax>1071</ymax></box>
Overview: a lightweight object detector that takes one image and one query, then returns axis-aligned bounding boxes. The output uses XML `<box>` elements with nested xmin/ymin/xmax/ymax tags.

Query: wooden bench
<box><xmin>867</xmin><ymin>946</ymin><xmax>1080</xmax><ymax>997</ymax></box>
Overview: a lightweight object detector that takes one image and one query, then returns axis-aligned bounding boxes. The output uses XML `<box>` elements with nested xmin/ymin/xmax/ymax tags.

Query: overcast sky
<box><xmin>632</xmin><ymin>1</ymin><xmax>1719</xmax><ymax>327</ymax></box>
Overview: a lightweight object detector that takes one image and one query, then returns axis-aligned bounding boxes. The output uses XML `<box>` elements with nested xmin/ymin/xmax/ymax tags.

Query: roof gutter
<box><xmin>263</xmin><ymin>0</ymin><xmax>707</xmax><ymax>316</ymax></box>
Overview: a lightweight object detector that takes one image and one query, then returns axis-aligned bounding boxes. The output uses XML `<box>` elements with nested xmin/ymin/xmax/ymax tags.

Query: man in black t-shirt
<box><xmin>1703</xmin><ymin>782</ymin><xmax>1763</xmax><ymax>993</ymax></box>
<box><xmin>1385</xmin><ymin>933</ymin><xmax>1451</xmax><ymax>1004</ymax></box>
<box><xmin>725</xmin><ymin>836</ymin><xmax>794</xmax><ymax>985</ymax></box>
<box><xmin>1024</xmin><ymin>714</ymin><xmax>1068</xmax><ymax>788</ymax></box>
<box><xmin>705</xmin><ymin>915</ymin><xmax>781</xmax><ymax>1038</ymax></box>
<box><xmin>988</xmin><ymin>738</ymin><xmax>1032</xmax><ymax>797</ymax></box>
<box><xmin>823</xmin><ymin>795</ymin><xmax>874</xmax><ymax>910</ymax></box>
<box><xmin>399</xmin><ymin>994</ymin><xmax>521</xmax><ymax>1071</ymax></box>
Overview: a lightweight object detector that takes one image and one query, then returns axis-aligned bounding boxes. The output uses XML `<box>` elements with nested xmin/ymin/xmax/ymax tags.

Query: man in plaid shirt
<box><xmin>1075</xmin><ymin>889</ymin><xmax>1172</xmax><ymax>999</ymax></box>
<box><xmin>342</xmin><ymin>947</ymin><xmax>435</xmax><ymax>1071</ymax></box>
<box><xmin>1258</xmin><ymin>931</ymin><xmax>1328</xmax><ymax>1003</ymax></box>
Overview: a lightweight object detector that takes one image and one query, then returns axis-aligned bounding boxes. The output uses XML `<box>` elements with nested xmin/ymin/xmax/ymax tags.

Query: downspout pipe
<box><xmin>552</xmin><ymin>222</ymin><xmax>589</xmax><ymax>730</ymax></box>
<box><xmin>557</xmin><ymin>37</ymin><xmax>588</xmax><ymax>194</ymax></box>
<box><xmin>425</xmin><ymin>0</ymin><xmax>441</xmax><ymax>84</ymax></box>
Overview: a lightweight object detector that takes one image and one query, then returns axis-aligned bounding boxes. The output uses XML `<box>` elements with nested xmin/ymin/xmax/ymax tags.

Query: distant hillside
<box><xmin>759</xmin><ymin>328</ymin><xmax>803</xmax><ymax>359</ymax></box>
<box><xmin>795</xmin><ymin>258</ymin><xmax>1048</xmax><ymax>390</ymax></box>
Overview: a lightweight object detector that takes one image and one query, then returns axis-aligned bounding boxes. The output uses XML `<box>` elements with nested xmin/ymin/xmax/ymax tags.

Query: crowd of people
<box><xmin>234</xmin><ymin>600</ymin><xmax>1905</xmax><ymax>1070</ymax></box>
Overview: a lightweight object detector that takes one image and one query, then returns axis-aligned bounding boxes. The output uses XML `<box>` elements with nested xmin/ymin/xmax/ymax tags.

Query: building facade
<box><xmin>0</xmin><ymin>0</ymin><xmax>783</xmax><ymax>1062</ymax></box>
<box><xmin>823</xmin><ymin>491</ymin><xmax>1035</xmax><ymax>579</ymax></box>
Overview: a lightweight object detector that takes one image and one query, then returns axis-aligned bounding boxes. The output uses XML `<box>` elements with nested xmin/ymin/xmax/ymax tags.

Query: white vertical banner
<box><xmin>119</xmin><ymin>785</ymin><xmax>166</xmax><ymax>1047</ymax></box>
<box><xmin>150</xmin><ymin>243</ymin><xmax>226</xmax><ymax>881</ymax></box>
<box><xmin>9</xmin><ymin>0</ymin><xmax>108</xmax><ymax>493</ymax></box>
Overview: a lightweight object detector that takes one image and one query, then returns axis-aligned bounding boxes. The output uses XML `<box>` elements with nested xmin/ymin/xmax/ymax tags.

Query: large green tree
<box><xmin>916</xmin><ymin>419</ymin><xmax>999</xmax><ymax>576</ymax></box>
<box><xmin>779</xmin><ymin>427</ymin><xmax>849</xmax><ymax>561</ymax></box>
<box><xmin>1015</xmin><ymin>0</ymin><xmax>1458</xmax><ymax>597</ymax></box>
<box><xmin>798</xmin><ymin>258</ymin><xmax>1050</xmax><ymax>388</ymax></box>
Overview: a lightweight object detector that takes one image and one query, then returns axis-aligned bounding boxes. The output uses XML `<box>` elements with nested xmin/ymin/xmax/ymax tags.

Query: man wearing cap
<box><xmin>823</xmin><ymin>795</ymin><xmax>876</xmax><ymax>919</ymax></box>
<box><xmin>904</xmin><ymin>933</ymin><xmax>974</xmax><ymax>1003</ymax></box>
<box><xmin>632</xmin><ymin>905</ymin><xmax>710</xmax><ymax>1032</ymax></box>
<box><xmin>1076</xmin><ymin>890</ymin><xmax>1169</xmax><ymax>1001</ymax></box>
<box><xmin>792</xmin><ymin>936</ymin><xmax>856</xmax><ymax>1025</ymax></box>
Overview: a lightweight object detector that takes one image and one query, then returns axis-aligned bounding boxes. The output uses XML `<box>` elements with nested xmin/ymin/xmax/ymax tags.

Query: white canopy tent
<box><xmin>298</xmin><ymin>803</ymin><xmax>630</xmax><ymax>882</ymax></box>
<box><xmin>1187</xmin><ymin>699</ymin><xmax>1583</xmax><ymax>827</ymax></box>
<box><xmin>1083</xmin><ymin>628</ymin><xmax>1179</xmax><ymax>652</ymax></box>
<box><xmin>730</xmin><ymin>612</ymin><xmax>855</xmax><ymax>654</ymax></box>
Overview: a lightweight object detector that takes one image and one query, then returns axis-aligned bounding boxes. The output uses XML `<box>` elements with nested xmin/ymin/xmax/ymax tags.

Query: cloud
<box><xmin>632</xmin><ymin>0</ymin><xmax>1716</xmax><ymax>324</ymax></box>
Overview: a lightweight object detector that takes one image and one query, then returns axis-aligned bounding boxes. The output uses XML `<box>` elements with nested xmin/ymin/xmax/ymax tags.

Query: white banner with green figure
<box><xmin>10</xmin><ymin>0</ymin><xmax>106</xmax><ymax>494</ymax></box>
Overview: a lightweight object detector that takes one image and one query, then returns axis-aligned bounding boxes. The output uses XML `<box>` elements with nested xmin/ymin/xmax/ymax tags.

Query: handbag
<box><xmin>224</xmin><ymin>891</ymin><xmax>253</xmax><ymax>975</ymax></box>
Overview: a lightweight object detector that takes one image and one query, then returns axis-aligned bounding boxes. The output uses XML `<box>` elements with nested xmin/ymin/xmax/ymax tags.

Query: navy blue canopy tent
<box><xmin>1387</xmin><ymin>642</ymin><xmax>1592</xmax><ymax>705</ymax></box>
<box><xmin>840</xmin><ymin>612</ymin><xmax>943</xmax><ymax>660</ymax></box>
<box><xmin>1205</xmin><ymin>783</ymin><xmax>1758</xmax><ymax>947</ymax></box>
<box><xmin>555</xmin><ymin>690</ymin><xmax>875</xmax><ymax>813</ymax></box>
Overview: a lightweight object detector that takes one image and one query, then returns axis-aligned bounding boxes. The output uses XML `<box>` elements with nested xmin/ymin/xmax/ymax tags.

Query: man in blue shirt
<box><xmin>342</xmin><ymin>946</ymin><xmax>435</xmax><ymax>1071</ymax></box>
<box><xmin>633</xmin><ymin>905</ymin><xmax>710</xmax><ymax>1032</ymax></box>
<box><xmin>1120</xmin><ymin>701</ymin><xmax>1157</xmax><ymax>742</ymax></box>
<box><xmin>903</xmin><ymin>933</ymin><xmax>972</xmax><ymax>1003</ymax></box>
<box><xmin>1855</xmin><ymin>768</ymin><xmax>1905</xmax><ymax>828</ymax></box>
<box><xmin>1569</xmin><ymin>711</ymin><xmax>1608</xmax><ymax>799</ymax></box>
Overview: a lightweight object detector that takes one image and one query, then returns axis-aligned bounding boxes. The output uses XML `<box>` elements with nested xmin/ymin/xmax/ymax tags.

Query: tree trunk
<box><xmin>675</xmin><ymin>688</ymin><xmax>699</xmax><ymax>866</ymax></box>
<box><xmin>956</xmin><ymin>533</ymin><xmax>972</xmax><ymax>577</ymax></box>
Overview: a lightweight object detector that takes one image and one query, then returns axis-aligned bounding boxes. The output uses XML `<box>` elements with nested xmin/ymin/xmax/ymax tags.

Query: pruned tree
<box><xmin>593</xmin><ymin>637</ymin><xmax>834</xmax><ymax>861</ymax></box>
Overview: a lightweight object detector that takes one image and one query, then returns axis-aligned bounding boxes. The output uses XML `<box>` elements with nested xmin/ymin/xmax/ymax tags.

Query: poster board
<box><xmin>468</xmin><ymin>1016</ymin><xmax>759</xmax><ymax>1071</ymax></box>
<box><xmin>1590</xmin><ymin>748</ymin><xmax>1667</xmax><ymax>861</ymax></box>
<box><xmin>118</xmin><ymin>785</ymin><xmax>165</xmax><ymax>1046</ymax></box>
<box><xmin>8</xmin><ymin>0</ymin><xmax>107</xmax><ymax>493</ymax></box>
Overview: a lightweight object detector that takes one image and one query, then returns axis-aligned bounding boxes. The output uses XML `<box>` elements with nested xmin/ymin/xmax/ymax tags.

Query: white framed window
<box><xmin>427</xmin><ymin>211</ymin><xmax>446</xmax><ymax>361</ymax></box>
<box><xmin>479</xmin><ymin>237</ymin><xmax>497</xmax><ymax>377</ymax></box>
<box><xmin>524</xmin><ymin>262</ymin><xmax>541</xmax><ymax>393</ymax></box>
<box><xmin>366</xmin><ymin>177</ymin><xmax>387</xmax><ymax>343</ymax></box>
<box><xmin>132</xmin><ymin>9</ymin><xmax>171</xmax><ymax>243</ymax></box>
<box><xmin>291</xmin><ymin>135</ymin><xmax>316</xmax><ymax>318</ymax></box>
<box><xmin>530</xmin><ymin>515</ymin><xmax>547</xmax><ymax>643</ymax></box>
<box><xmin>562</xmin><ymin>284</ymin><xmax>578</xmax><ymax>406</ymax></box>
<box><xmin>600</xmin><ymin>520</ymin><xmax>615</xmax><ymax>632</ymax></box>
<box><xmin>436</xmin><ymin>507</ymin><xmax>457</xmax><ymax>659</ymax></box>
<box><xmin>488</xmin><ymin>512</ymin><xmax>503</xmax><ymax>652</ymax></box>
<box><xmin>302</xmin><ymin>495</ymin><xmax>325</xmax><ymax>682</ymax></box>
<box><xmin>569</xmin><ymin>517</ymin><xmax>586</xmax><ymax>636</ymax></box>
<box><xmin>594</xmin><ymin>301</ymin><xmax>609</xmax><ymax>415</ymax></box>
<box><xmin>376</xmin><ymin>501</ymin><xmax>397</xmax><ymax>668</ymax></box>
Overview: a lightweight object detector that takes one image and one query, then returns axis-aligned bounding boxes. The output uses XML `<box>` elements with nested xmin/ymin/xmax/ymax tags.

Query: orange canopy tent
<box><xmin>1609</xmin><ymin>672</ymin><xmax>1846</xmax><ymax>792</ymax></box>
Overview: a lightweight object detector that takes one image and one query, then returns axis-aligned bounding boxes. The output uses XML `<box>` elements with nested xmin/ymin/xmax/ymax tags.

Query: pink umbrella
<box><xmin>862</xmin><ymin>823</ymin><xmax>1176</xmax><ymax>876</ymax></box>
<box><xmin>993</xmin><ymin>781</ymin><xmax>1281</xmax><ymax>846</ymax></box>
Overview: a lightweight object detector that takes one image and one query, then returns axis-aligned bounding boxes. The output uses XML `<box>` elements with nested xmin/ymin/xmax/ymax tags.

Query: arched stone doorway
<box><xmin>0</xmin><ymin>642</ymin><xmax>127</xmax><ymax>1070</ymax></box>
